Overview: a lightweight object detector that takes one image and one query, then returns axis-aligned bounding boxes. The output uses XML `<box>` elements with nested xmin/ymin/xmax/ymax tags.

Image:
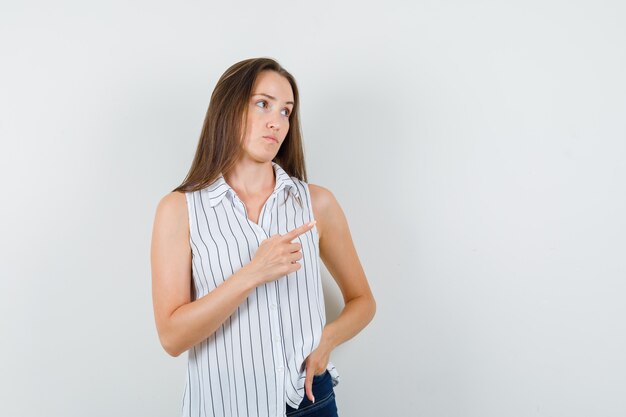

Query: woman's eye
<box><xmin>255</xmin><ymin>100</ymin><xmax>290</xmax><ymax>117</ymax></box>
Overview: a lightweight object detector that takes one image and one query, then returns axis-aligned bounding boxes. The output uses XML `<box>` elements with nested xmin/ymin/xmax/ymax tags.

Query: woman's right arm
<box><xmin>150</xmin><ymin>191</ymin><xmax>259</xmax><ymax>357</ymax></box>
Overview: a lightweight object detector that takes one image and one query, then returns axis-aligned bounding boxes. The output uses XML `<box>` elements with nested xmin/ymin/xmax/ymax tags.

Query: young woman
<box><xmin>151</xmin><ymin>57</ymin><xmax>376</xmax><ymax>417</ymax></box>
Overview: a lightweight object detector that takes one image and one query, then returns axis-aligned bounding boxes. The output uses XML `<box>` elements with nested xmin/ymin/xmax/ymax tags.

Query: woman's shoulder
<box><xmin>157</xmin><ymin>190</ymin><xmax>188</xmax><ymax>211</ymax></box>
<box><xmin>307</xmin><ymin>183</ymin><xmax>334</xmax><ymax>209</ymax></box>
<box><xmin>307</xmin><ymin>184</ymin><xmax>343</xmax><ymax>241</ymax></box>
<box><xmin>154</xmin><ymin>191</ymin><xmax>189</xmax><ymax>231</ymax></box>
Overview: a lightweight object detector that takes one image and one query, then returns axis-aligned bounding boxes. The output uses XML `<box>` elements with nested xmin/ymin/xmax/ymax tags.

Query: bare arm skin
<box><xmin>150</xmin><ymin>191</ymin><xmax>313</xmax><ymax>357</ymax></box>
<box><xmin>301</xmin><ymin>184</ymin><xmax>376</xmax><ymax>401</ymax></box>
<box><xmin>311</xmin><ymin>183</ymin><xmax>376</xmax><ymax>351</ymax></box>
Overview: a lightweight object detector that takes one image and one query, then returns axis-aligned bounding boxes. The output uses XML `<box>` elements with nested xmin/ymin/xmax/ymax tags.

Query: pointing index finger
<box><xmin>283</xmin><ymin>220</ymin><xmax>316</xmax><ymax>242</ymax></box>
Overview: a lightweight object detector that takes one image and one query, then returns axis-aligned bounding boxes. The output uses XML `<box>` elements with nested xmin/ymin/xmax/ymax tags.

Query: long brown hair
<box><xmin>173</xmin><ymin>57</ymin><xmax>307</xmax><ymax>193</ymax></box>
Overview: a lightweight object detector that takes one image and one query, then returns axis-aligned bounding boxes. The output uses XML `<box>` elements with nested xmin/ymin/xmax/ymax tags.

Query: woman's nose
<box><xmin>267</xmin><ymin>117</ymin><xmax>280</xmax><ymax>130</ymax></box>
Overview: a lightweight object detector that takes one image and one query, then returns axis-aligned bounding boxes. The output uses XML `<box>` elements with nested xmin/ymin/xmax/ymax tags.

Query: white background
<box><xmin>1</xmin><ymin>1</ymin><xmax>625</xmax><ymax>416</ymax></box>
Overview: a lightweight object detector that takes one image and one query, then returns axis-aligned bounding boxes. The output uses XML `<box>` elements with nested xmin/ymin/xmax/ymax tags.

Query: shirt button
<box><xmin>274</xmin><ymin>336</ymin><xmax>281</xmax><ymax>342</ymax></box>
<box><xmin>270</xmin><ymin>304</ymin><xmax>277</xmax><ymax>310</ymax></box>
<box><xmin>277</xmin><ymin>367</ymin><xmax>284</xmax><ymax>372</ymax></box>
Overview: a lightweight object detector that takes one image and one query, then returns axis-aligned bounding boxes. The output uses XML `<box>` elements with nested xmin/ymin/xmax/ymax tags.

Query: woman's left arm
<box><xmin>302</xmin><ymin>184</ymin><xmax>376</xmax><ymax>401</ymax></box>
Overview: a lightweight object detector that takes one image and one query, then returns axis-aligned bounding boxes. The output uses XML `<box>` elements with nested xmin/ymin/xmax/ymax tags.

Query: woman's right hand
<box><xmin>245</xmin><ymin>220</ymin><xmax>316</xmax><ymax>285</ymax></box>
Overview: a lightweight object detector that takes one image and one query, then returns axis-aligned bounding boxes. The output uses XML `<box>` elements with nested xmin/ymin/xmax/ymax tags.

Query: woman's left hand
<box><xmin>302</xmin><ymin>342</ymin><xmax>332</xmax><ymax>403</ymax></box>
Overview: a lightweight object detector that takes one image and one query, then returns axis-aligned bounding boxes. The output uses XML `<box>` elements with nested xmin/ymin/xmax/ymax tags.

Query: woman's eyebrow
<box><xmin>252</xmin><ymin>93</ymin><xmax>294</xmax><ymax>106</ymax></box>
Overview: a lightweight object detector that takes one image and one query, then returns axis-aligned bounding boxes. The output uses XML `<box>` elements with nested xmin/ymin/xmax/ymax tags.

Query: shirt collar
<box><xmin>206</xmin><ymin>161</ymin><xmax>301</xmax><ymax>208</ymax></box>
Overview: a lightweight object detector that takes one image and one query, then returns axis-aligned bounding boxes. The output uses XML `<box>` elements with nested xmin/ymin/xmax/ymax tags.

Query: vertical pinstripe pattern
<box><xmin>181</xmin><ymin>162</ymin><xmax>340</xmax><ymax>417</ymax></box>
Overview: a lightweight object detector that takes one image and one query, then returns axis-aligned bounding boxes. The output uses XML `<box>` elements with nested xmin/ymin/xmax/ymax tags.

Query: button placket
<box><xmin>236</xmin><ymin>190</ymin><xmax>286</xmax><ymax>388</ymax></box>
<box><xmin>255</xmin><ymin>194</ymin><xmax>275</xmax><ymax>239</ymax></box>
<box><xmin>233</xmin><ymin>193</ymin><xmax>269</xmax><ymax>239</ymax></box>
<box><xmin>267</xmin><ymin>280</ymin><xmax>285</xmax><ymax>410</ymax></box>
<box><xmin>259</xmin><ymin>192</ymin><xmax>277</xmax><ymax>236</ymax></box>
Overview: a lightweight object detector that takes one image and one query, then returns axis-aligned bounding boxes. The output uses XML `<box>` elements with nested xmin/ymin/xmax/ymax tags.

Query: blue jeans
<box><xmin>285</xmin><ymin>370</ymin><xmax>339</xmax><ymax>416</ymax></box>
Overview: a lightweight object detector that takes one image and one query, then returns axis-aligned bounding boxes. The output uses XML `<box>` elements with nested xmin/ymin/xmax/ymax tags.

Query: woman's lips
<box><xmin>263</xmin><ymin>136</ymin><xmax>278</xmax><ymax>143</ymax></box>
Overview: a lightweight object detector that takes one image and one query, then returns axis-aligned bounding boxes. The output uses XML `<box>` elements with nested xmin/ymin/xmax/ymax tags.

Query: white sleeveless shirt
<box><xmin>182</xmin><ymin>161</ymin><xmax>340</xmax><ymax>417</ymax></box>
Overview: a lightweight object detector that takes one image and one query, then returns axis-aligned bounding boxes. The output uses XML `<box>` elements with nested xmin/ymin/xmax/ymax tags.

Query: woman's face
<box><xmin>240</xmin><ymin>70</ymin><xmax>294</xmax><ymax>162</ymax></box>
